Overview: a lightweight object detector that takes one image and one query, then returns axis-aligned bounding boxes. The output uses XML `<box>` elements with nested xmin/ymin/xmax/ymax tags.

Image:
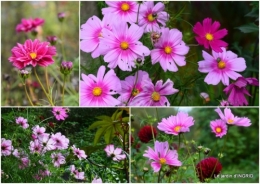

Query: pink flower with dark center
<box><xmin>215</xmin><ymin>107</ymin><xmax>251</xmax><ymax>127</ymax></box>
<box><xmin>151</xmin><ymin>27</ymin><xmax>189</xmax><ymax>72</ymax></box>
<box><xmin>1</xmin><ymin>138</ymin><xmax>13</xmax><ymax>156</ymax></box>
<box><xmin>131</xmin><ymin>79</ymin><xmax>178</xmax><ymax>106</ymax></box>
<box><xmin>16</xmin><ymin>18</ymin><xmax>44</xmax><ymax>32</ymax></box>
<box><xmin>143</xmin><ymin>141</ymin><xmax>182</xmax><ymax>172</ymax></box>
<box><xmin>223</xmin><ymin>77</ymin><xmax>259</xmax><ymax>106</ymax></box>
<box><xmin>157</xmin><ymin>112</ymin><xmax>195</xmax><ymax>135</ymax></box>
<box><xmin>50</xmin><ymin>132</ymin><xmax>69</xmax><ymax>150</ymax></box>
<box><xmin>138</xmin><ymin>1</ymin><xmax>169</xmax><ymax>33</ymax></box>
<box><xmin>19</xmin><ymin>157</ymin><xmax>30</xmax><ymax>169</ymax></box>
<box><xmin>102</xmin><ymin>1</ymin><xmax>138</xmax><ymax>23</ymax></box>
<box><xmin>9</xmin><ymin>39</ymin><xmax>56</xmax><ymax>69</ymax></box>
<box><xmin>51</xmin><ymin>152</ymin><xmax>66</xmax><ymax>167</ymax></box>
<box><xmin>29</xmin><ymin>140</ymin><xmax>42</xmax><ymax>154</ymax></box>
<box><xmin>38</xmin><ymin>134</ymin><xmax>56</xmax><ymax>152</ymax></box>
<box><xmin>70</xmin><ymin>165</ymin><xmax>85</xmax><ymax>180</ymax></box>
<box><xmin>210</xmin><ymin>119</ymin><xmax>227</xmax><ymax>138</ymax></box>
<box><xmin>198</xmin><ymin>48</ymin><xmax>246</xmax><ymax>86</ymax></box>
<box><xmin>72</xmin><ymin>145</ymin><xmax>87</xmax><ymax>160</ymax></box>
<box><xmin>80</xmin><ymin>65</ymin><xmax>121</xmax><ymax>106</ymax></box>
<box><xmin>99</xmin><ymin>22</ymin><xmax>150</xmax><ymax>71</ymax></box>
<box><xmin>104</xmin><ymin>144</ymin><xmax>126</xmax><ymax>161</ymax></box>
<box><xmin>52</xmin><ymin>107</ymin><xmax>68</xmax><ymax>121</ymax></box>
<box><xmin>193</xmin><ymin>17</ymin><xmax>228</xmax><ymax>53</ymax></box>
<box><xmin>16</xmin><ymin>117</ymin><xmax>29</xmax><ymax>129</ymax></box>
<box><xmin>32</xmin><ymin>125</ymin><xmax>46</xmax><ymax>138</ymax></box>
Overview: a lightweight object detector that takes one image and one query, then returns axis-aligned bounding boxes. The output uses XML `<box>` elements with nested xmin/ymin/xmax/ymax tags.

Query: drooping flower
<box><xmin>104</xmin><ymin>144</ymin><xmax>126</xmax><ymax>161</ymax></box>
<box><xmin>210</xmin><ymin>119</ymin><xmax>227</xmax><ymax>138</ymax></box>
<box><xmin>138</xmin><ymin>125</ymin><xmax>157</xmax><ymax>143</ymax></box>
<box><xmin>193</xmin><ymin>17</ymin><xmax>228</xmax><ymax>52</ymax></box>
<box><xmin>51</xmin><ymin>152</ymin><xmax>66</xmax><ymax>167</ymax></box>
<box><xmin>70</xmin><ymin>165</ymin><xmax>85</xmax><ymax>180</ymax></box>
<box><xmin>9</xmin><ymin>39</ymin><xmax>56</xmax><ymax>69</ymax></box>
<box><xmin>72</xmin><ymin>145</ymin><xmax>87</xmax><ymax>160</ymax></box>
<box><xmin>92</xmin><ymin>177</ymin><xmax>102</xmax><ymax>183</ymax></box>
<box><xmin>102</xmin><ymin>1</ymin><xmax>138</xmax><ymax>23</ymax></box>
<box><xmin>223</xmin><ymin>77</ymin><xmax>259</xmax><ymax>106</ymax></box>
<box><xmin>215</xmin><ymin>107</ymin><xmax>251</xmax><ymax>127</ymax></box>
<box><xmin>131</xmin><ymin>79</ymin><xmax>178</xmax><ymax>106</ymax></box>
<box><xmin>198</xmin><ymin>48</ymin><xmax>246</xmax><ymax>86</ymax></box>
<box><xmin>157</xmin><ymin>112</ymin><xmax>195</xmax><ymax>135</ymax></box>
<box><xmin>80</xmin><ymin>65</ymin><xmax>121</xmax><ymax>106</ymax></box>
<box><xmin>16</xmin><ymin>18</ymin><xmax>44</xmax><ymax>32</ymax></box>
<box><xmin>99</xmin><ymin>22</ymin><xmax>150</xmax><ymax>71</ymax></box>
<box><xmin>143</xmin><ymin>141</ymin><xmax>182</xmax><ymax>172</ymax></box>
<box><xmin>50</xmin><ymin>132</ymin><xmax>69</xmax><ymax>150</ymax></box>
<box><xmin>151</xmin><ymin>27</ymin><xmax>189</xmax><ymax>72</ymax></box>
<box><xmin>138</xmin><ymin>1</ymin><xmax>169</xmax><ymax>33</ymax></box>
<box><xmin>16</xmin><ymin>117</ymin><xmax>29</xmax><ymax>129</ymax></box>
<box><xmin>52</xmin><ymin>107</ymin><xmax>68</xmax><ymax>121</ymax></box>
<box><xmin>118</xmin><ymin>70</ymin><xmax>152</xmax><ymax>105</ymax></box>
<box><xmin>196</xmin><ymin>157</ymin><xmax>222</xmax><ymax>182</ymax></box>
<box><xmin>1</xmin><ymin>138</ymin><xmax>13</xmax><ymax>156</ymax></box>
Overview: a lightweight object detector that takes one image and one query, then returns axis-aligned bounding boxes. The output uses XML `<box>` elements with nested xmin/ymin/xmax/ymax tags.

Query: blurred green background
<box><xmin>131</xmin><ymin>107</ymin><xmax>259</xmax><ymax>183</ymax></box>
<box><xmin>1</xmin><ymin>1</ymin><xmax>79</xmax><ymax>106</ymax></box>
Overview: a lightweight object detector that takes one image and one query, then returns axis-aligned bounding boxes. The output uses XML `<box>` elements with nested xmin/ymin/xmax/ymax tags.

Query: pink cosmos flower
<box><xmin>16</xmin><ymin>18</ymin><xmax>44</xmax><ymax>32</ymax></box>
<box><xmin>143</xmin><ymin>141</ymin><xmax>182</xmax><ymax>172</ymax></box>
<box><xmin>19</xmin><ymin>157</ymin><xmax>30</xmax><ymax>169</ymax></box>
<box><xmin>104</xmin><ymin>144</ymin><xmax>126</xmax><ymax>161</ymax></box>
<box><xmin>198</xmin><ymin>47</ymin><xmax>246</xmax><ymax>86</ymax></box>
<box><xmin>99</xmin><ymin>22</ymin><xmax>150</xmax><ymax>71</ymax></box>
<box><xmin>92</xmin><ymin>177</ymin><xmax>102</xmax><ymax>183</ymax></box>
<box><xmin>70</xmin><ymin>165</ymin><xmax>85</xmax><ymax>180</ymax></box>
<box><xmin>52</xmin><ymin>107</ymin><xmax>68</xmax><ymax>121</ymax></box>
<box><xmin>80</xmin><ymin>65</ymin><xmax>121</xmax><ymax>106</ymax></box>
<box><xmin>32</xmin><ymin>125</ymin><xmax>46</xmax><ymax>138</ymax></box>
<box><xmin>50</xmin><ymin>132</ymin><xmax>69</xmax><ymax>150</ymax></box>
<box><xmin>224</xmin><ymin>77</ymin><xmax>259</xmax><ymax>106</ymax></box>
<box><xmin>193</xmin><ymin>17</ymin><xmax>228</xmax><ymax>53</ymax></box>
<box><xmin>51</xmin><ymin>152</ymin><xmax>66</xmax><ymax>167</ymax></box>
<box><xmin>72</xmin><ymin>145</ymin><xmax>87</xmax><ymax>160</ymax></box>
<box><xmin>138</xmin><ymin>1</ymin><xmax>169</xmax><ymax>33</ymax></box>
<box><xmin>102</xmin><ymin>1</ymin><xmax>138</xmax><ymax>23</ymax></box>
<box><xmin>215</xmin><ymin>107</ymin><xmax>251</xmax><ymax>127</ymax></box>
<box><xmin>118</xmin><ymin>70</ymin><xmax>152</xmax><ymax>105</ymax></box>
<box><xmin>16</xmin><ymin>117</ymin><xmax>29</xmax><ymax>129</ymax></box>
<box><xmin>1</xmin><ymin>138</ymin><xmax>13</xmax><ymax>156</ymax></box>
<box><xmin>29</xmin><ymin>140</ymin><xmax>43</xmax><ymax>154</ymax></box>
<box><xmin>210</xmin><ymin>119</ymin><xmax>227</xmax><ymax>138</ymax></box>
<box><xmin>9</xmin><ymin>39</ymin><xmax>56</xmax><ymax>69</ymax></box>
<box><xmin>151</xmin><ymin>28</ymin><xmax>189</xmax><ymax>72</ymax></box>
<box><xmin>131</xmin><ymin>79</ymin><xmax>179</xmax><ymax>106</ymax></box>
<box><xmin>38</xmin><ymin>134</ymin><xmax>56</xmax><ymax>152</ymax></box>
<box><xmin>157</xmin><ymin>112</ymin><xmax>195</xmax><ymax>135</ymax></box>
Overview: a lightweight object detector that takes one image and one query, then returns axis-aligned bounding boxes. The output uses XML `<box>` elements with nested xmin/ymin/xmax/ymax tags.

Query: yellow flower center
<box><xmin>121</xmin><ymin>3</ymin><xmax>130</xmax><ymax>11</ymax></box>
<box><xmin>227</xmin><ymin>119</ymin><xmax>234</xmax><ymax>124</ymax></box>
<box><xmin>30</xmin><ymin>52</ymin><xmax>37</xmax><ymax>59</ymax></box>
<box><xmin>120</xmin><ymin>41</ymin><xmax>129</xmax><ymax>50</ymax></box>
<box><xmin>98</xmin><ymin>32</ymin><xmax>103</xmax><ymax>38</ymax></box>
<box><xmin>159</xmin><ymin>158</ymin><xmax>166</xmax><ymax>165</ymax></box>
<box><xmin>151</xmin><ymin>92</ymin><xmax>160</xmax><ymax>102</ymax></box>
<box><xmin>218</xmin><ymin>61</ymin><xmax>226</xmax><ymax>69</ymax></box>
<box><xmin>132</xmin><ymin>88</ymin><xmax>140</xmax><ymax>97</ymax></box>
<box><xmin>164</xmin><ymin>46</ymin><xmax>172</xmax><ymax>54</ymax></box>
<box><xmin>205</xmin><ymin>33</ymin><xmax>213</xmax><ymax>41</ymax></box>
<box><xmin>92</xmin><ymin>87</ymin><xmax>102</xmax><ymax>96</ymax></box>
<box><xmin>174</xmin><ymin>125</ymin><xmax>181</xmax><ymax>132</ymax></box>
<box><xmin>147</xmin><ymin>13</ymin><xmax>155</xmax><ymax>22</ymax></box>
<box><xmin>216</xmin><ymin>127</ymin><xmax>222</xmax><ymax>133</ymax></box>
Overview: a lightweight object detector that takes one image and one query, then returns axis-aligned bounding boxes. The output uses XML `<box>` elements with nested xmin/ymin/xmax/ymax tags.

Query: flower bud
<box><xmin>60</xmin><ymin>61</ymin><xmax>73</xmax><ymax>75</ymax></box>
<box><xmin>57</xmin><ymin>12</ymin><xmax>66</xmax><ymax>22</ymax></box>
<box><xmin>197</xmin><ymin>145</ymin><xmax>203</xmax><ymax>151</ymax></box>
<box><xmin>218</xmin><ymin>152</ymin><xmax>224</xmax><ymax>158</ymax></box>
<box><xmin>143</xmin><ymin>167</ymin><xmax>149</xmax><ymax>172</ymax></box>
<box><xmin>19</xmin><ymin>70</ymin><xmax>30</xmax><ymax>83</ymax></box>
<box><xmin>46</xmin><ymin>36</ymin><xmax>57</xmax><ymax>46</ymax></box>
<box><xmin>204</xmin><ymin>148</ymin><xmax>211</xmax><ymax>155</ymax></box>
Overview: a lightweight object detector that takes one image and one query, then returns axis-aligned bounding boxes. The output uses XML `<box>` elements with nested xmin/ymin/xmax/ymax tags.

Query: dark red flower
<box><xmin>130</xmin><ymin>135</ymin><xmax>134</xmax><ymax>144</ymax></box>
<box><xmin>48</xmin><ymin>122</ymin><xmax>55</xmax><ymax>128</ymax></box>
<box><xmin>196</xmin><ymin>157</ymin><xmax>222</xmax><ymax>182</ymax></box>
<box><xmin>138</xmin><ymin>125</ymin><xmax>157</xmax><ymax>143</ymax></box>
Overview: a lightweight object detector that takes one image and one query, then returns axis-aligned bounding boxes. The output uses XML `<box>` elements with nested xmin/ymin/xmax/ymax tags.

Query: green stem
<box><xmin>126</xmin><ymin>66</ymin><xmax>139</xmax><ymax>106</ymax></box>
<box><xmin>60</xmin><ymin>21</ymin><xmax>66</xmax><ymax>60</ymax></box>
<box><xmin>158</xmin><ymin>168</ymin><xmax>162</xmax><ymax>183</ymax></box>
<box><xmin>62</xmin><ymin>75</ymin><xmax>67</xmax><ymax>106</ymax></box>
<box><xmin>178</xmin><ymin>134</ymin><xmax>181</xmax><ymax>149</ymax></box>
<box><xmin>24</xmin><ymin>84</ymin><xmax>34</xmax><ymax>106</ymax></box>
<box><xmin>45</xmin><ymin>67</ymin><xmax>50</xmax><ymax>94</ymax></box>
<box><xmin>136</xmin><ymin>3</ymin><xmax>141</xmax><ymax>24</ymax></box>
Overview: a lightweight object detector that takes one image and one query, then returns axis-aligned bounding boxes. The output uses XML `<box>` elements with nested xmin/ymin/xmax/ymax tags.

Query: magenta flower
<box><xmin>104</xmin><ymin>144</ymin><xmax>126</xmax><ymax>161</ymax></box>
<box><xmin>138</xmin><ymin>2</ymin><xmax>169</xmax><ymax>33</ymax></box>
<box><xmin>16</xmin><ymin>117</ymin><xmax>29</xmax><ymax>129</ymax></box>
<box><xmin>131</xmin><ymin>79</ymin><xmax>179</xmax><ymax>106</ymax></box>
<box><xmin>215</xmin><ymin>107</ymin><xmax>251</xmax><ymax>127</ymax></box>
<box><xmin>118</xmin><ymin>70</ymin><xmax>152</xmax><ymax>105</ymax></box>
<box><xmin>51</xmin><ymin>153</ymin><xmax>66</xmax><ymax>167</ymax></box>
<box><xmin>72</xmin><ymin>145</ymin><xmax>87</xmax><ymax>160</ymax></box>
<box><xmin>9</xmin><ymin>39</ymin><xmax>56</xmax><ymax>69</ymax></box>
<box><xmin>224</xmin><ymin>77</ymin><xmax>259</xmax><ymax>106</ymax></box>
<box><xmin>70</xmin><ymin>165</ymin><xmax>85</xmax><ymax>180</ymax></box>
<box><xmin>220</xmin><ymin>100</ymin><xmax>229</xmax><ymax>106</ymax></box>
<box><xmin>157</xmin><ymin>112</ymin><xmax>195</xmax><ymax>135</ymax></box>
<box><xmin>29</xmin><ymin>140</ymin><xmax>42</xmax><ymax>154</ymax></box>
<box><xmin>32</xmin><ymin>125</ymin><xmax>46</xmax><ymax>138</ymax></box>
<box><xmin>193</xmin><ymin>17</ymin><xmax>228</xmax><ymax>52</ymax></box>
<box><xmin>52</xmin><ymin>107</ymin><xmax>68</xmax><ymax>121</ymax></box>
<box><xmin>50</xmin><ymin>132</ymin><xmax>69</xmax><ymax>150</ymax></box>
<box><xmin>143</xmin><ymin>141</ymin><xmax>182</xmax><ymax>172</ymax></box>
<box><xmin>210</xmin><ymin>119</ymin><xmax>227</xmax><ymax>138</ymax></box>
<box><xmin>99</xmin><ymin>22</ymin><xmax>150</xmax><ymax>71</ymax></box>
<box><xmin>19</xmin><ymin>157</ymin><xmax>30</xmax><ymax>169</ymax></box>
<box><xmin>198</xmin><ymin>48</ymin><xmax>246</xmax><ymax>86</ymax></box>
<box><xmin>16</xmin><ymin>18</ymin><xmax>44</xmax><ymax>32</ymax></box>
<box><xmin>102</xmin><ymin>1</ymin><xmax>138</xmax><ymax>23</ymax></box>
<box><xmin>1</xmin><ymin>138</ymin><xmax>13</xmax><ymax>156</ymax></box>
<box><xmin>151</xmin><ymin>28</ymin><xmax>189</xmax><ymax>72</ymax></box>
<box><xmin>80</xmin><ymin>65</ymin><xmax>121</xmax><ymax>106</ymax></box>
